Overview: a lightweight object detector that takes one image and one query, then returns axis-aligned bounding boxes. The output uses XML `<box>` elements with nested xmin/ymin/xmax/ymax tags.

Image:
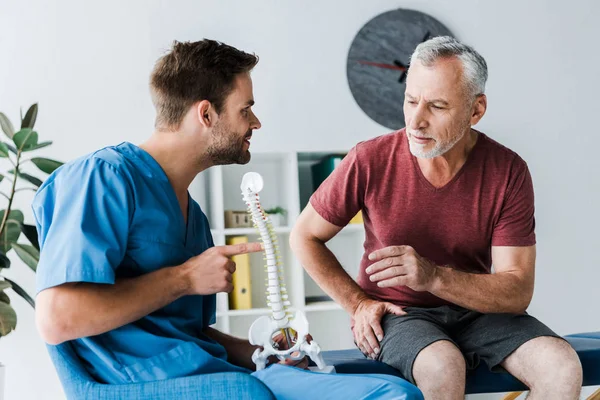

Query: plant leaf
<box><xmin>0</xmin><ymin>210</ymin><xmax>24</xmax><ymax>224</ymax></box>
<box><xmin>0</xmin><ymin>301</ymin><xmax>17</xmax><ymax>336</ymax></box>
<box><xmin>21</xmin><ymin>103</ymin><xmax>38</xmax><ymax>129</ymax></box>
<box><xmin>0</xmin><ymin>290</ymin><xmax>10</xmax><ymax>304</ymax></box>
<box><xmin>11</xmin><ymin>243</ymin><xmax>39</xmax><ymax>272</ymax></box>
<box><xmin>4</xmin><ymin>278</ymin><xmax>35</xmax><ymax>308</ymax></box>
<box><xmin>1</xmin><ymin>223</ymin><xmax>22</xmax><ymax>252</ymax></box>
<box><xmin>0</xmin><ymin>281</ymin><xmax>10</xmax><ymax>291</ymax></box>
<box><xmin>0</xmin><ymin>211</ymin><xmax>24</xmax><ymax>253</ymax></box>
<box><xmin>31</xmin><ymin>157</ymin><xmax>63</xmax><ymax>174</ymax></box>
<box><xmin>20</xmin><ymin>172</ymin><xmax>43</xmax><ymax>187</ymax></box>
<box><xmin>0</xmin><ymin>253</ymin><xmax>10</xmax><ymax>269</ymax></box>
<box><xmin>0</xmin><ymin>142</ymin><xmax>9</xmax><ymax>157</ymax></box>
<box><xmin>8</xmin><ymin>169</ymin><xmax>43</xmax><ymax>187</ymax></box>
<box><xmin>5</xmin><ymin>143</ymin><xmax>17</xmax><ymax>154</ymax></box>
<box><xmin>0</xmin><ymin>113</ymin><xmax>15</xmax><ymax>139</ymax></box>
<box><xmin>21</xmin><ymin>224</ymin><xmax>39</xmax><ymax>251</ymax></box>
<box><xmin>22</xmin><ymin>141</ymin><xmax>52</xmax><ymax>152</ymax></box>
<box><xmin>12</xmin><ymin>128</ymin><xmax>39</xmax><ymax>151</ymax></box>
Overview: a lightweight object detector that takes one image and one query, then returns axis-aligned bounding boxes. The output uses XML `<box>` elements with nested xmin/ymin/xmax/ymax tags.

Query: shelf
<box><xmin>213</xmin><ymin>225</ymin><xmax>357</xmax><ymax>237</ymax></box>
<box><xmin>217</xmin><ymin>306</ymin><xmax>299</xmax><ymax>318</ymax></box>
<box><xmin>304</xmin><ymin>301</ymin><xmax>342</xmax><ymax>312</ymax></box>
<box><xmin>340</xmin><ymin>223</ymin><xmax>363</xmax><ymax>233</ymax></box>
<box><xmin>218</xmin><ymin>302</ymin><xmax>342</xmax><ymax>317</ymax></box>
<box><xmin>222</xmin><ymin>226</ymin><xmax>292</xmax><ymax>236</ymax></box>
<box><xmin>217</xmin><ymin>307</ymin><xmax>272</xmax><ymax>317</ymax></box>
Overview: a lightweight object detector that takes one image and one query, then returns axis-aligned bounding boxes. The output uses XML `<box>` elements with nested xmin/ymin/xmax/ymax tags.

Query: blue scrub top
<box><xmin>33</xmin><ymin>142</ymin><xmax>248</xmax><ymax>383</ymax></box>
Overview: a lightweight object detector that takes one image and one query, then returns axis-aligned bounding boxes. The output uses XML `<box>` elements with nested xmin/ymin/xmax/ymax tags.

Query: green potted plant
<box><xmin>264</xmin><ymin>206</ymin><xmax>287</xmax><ymax>227</ymax></box>
<box><xmin>0</xmin><ymin>104</ymin><xmax>63</xmax><ymax>397</ymax></box>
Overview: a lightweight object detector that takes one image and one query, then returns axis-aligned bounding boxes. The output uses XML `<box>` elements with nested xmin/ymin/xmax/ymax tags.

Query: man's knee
<box><xmin>532</xmin><ymin>339</ymin><xmax>582</xmax><ymax>389</ymax></box>
<box><xmin>507</xmin><ymin>337</ymin><xmax>583</xmax><ymax>391</ymax></box>
<box><xmin>412</xmin><ymin>340</ymin><xmax>466</xmax><ymax>385</ymax></box>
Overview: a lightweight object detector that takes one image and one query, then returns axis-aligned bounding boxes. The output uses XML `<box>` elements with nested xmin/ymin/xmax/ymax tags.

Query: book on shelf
<box><xmin>227</xmin><ymin>236</ymin><xmax>252</xmax><ymax>310</ymax></box>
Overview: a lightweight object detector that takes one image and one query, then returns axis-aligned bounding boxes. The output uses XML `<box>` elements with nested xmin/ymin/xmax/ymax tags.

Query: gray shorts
<box><xmin>373</xmin><ymin>305</ymin><xmax>560</xmax><ymax>384</ymax></box>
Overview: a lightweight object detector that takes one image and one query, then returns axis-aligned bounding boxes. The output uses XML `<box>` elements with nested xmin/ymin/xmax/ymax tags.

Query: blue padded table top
<box><xmin>317</xmin><ymin>332</ymin><xmax>600</xmax><ymax>394</ymax></box>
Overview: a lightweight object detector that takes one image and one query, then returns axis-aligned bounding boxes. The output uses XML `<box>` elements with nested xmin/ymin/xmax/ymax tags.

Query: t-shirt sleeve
<box><xmin>491</xmin><ymin>158</ymin><xmax>536</xmax><ymax>246</ymax></box>
<box><xmin>33</xmin><ymin>157</ymin><xmax>134</xmax><ymax>293</ymax></box>
<box><xmin>309</xmin><ymin>146</ymin><xmax>364</xmax><ymax>227</ymax></box>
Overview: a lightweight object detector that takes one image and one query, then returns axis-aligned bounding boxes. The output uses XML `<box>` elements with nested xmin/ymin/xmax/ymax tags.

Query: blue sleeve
<box><xmin>199</xmin><ymin>209</ymin><xmax>217</xmax><ymax>327</ymax></box>
<box><xmin>33</xmin><ymin>157</ymin><xmax>134</xmax><ymax>293</ymax></box>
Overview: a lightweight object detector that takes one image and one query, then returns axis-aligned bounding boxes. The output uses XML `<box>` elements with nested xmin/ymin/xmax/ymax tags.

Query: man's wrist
<box><xmin>170</xmin><ymin>263</ymin><xmax>193</xmax><ymax>297</ymax></box>
<box><xmin>350</xmin><ymin>294</ymin><xmax>371</xmax><ymax>317</ymax></box>
<box><xmin>430</xmin><ymin>264</ymin><xmax>447</xmax><ymax>294</ymax></box>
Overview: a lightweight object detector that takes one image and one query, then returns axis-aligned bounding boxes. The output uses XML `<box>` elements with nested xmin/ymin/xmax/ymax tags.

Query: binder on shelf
<box><xmin>310</xmin><ymin>154</ymin><xmax>345</xmax><ymax>190</ymax></box>
<box><xmin>227</xmin><ymin>236</ymin><xmax>252</xmax><ymax>310</ymax></box>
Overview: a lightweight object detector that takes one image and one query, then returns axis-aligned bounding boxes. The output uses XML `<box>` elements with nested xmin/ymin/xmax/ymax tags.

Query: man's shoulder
<box><xmin>477</xmin><ymin>131</ymin><xmax>528</xmax><ymax>170</ymax></box>
<box><xmin>353</xmin><ymin>129</ymin><xmax>407</xmax><ymax>161</ymax></box>
<box><xmin>62</xmin><ymin>143</ymin><xmax>135</xmax><ymax>179</ymax></box>
<box><xmin>37</xmin><ymin>144</ymin><xmax>135</xmax><ymax>197</ymax></box>
<box><xmin>83</xmin><ymin>143</ymin><xmax>134</xmax><ymax>172</ymax></box>
<box><xmin>357</xmin><ymin>129</ymin><xmax>405</xmax><ymax>149</ymax></box>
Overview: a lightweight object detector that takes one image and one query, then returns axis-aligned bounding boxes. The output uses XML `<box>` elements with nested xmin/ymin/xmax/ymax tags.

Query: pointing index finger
<box><xmin>219</xmin><ymin>242</ymin><xmax>264</xmax><ymax>256</ymax></box>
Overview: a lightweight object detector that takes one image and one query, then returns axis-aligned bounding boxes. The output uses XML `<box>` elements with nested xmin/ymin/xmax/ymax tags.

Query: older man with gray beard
<box><xmin>290</xmin><ymin>36</ymin><xmax>582</xmax><ymax>400</ymax></box>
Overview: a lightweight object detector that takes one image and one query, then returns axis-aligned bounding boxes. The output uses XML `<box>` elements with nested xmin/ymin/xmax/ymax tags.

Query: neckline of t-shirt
<box><xmin>118</xmin><ymin>141</ymin><xmax>194</xmax><ymax>242</ymax></box>
<box><xmin>409</xmin><ymin>129</ymin><xmax>484</xmax><ymax>193</ymax></box>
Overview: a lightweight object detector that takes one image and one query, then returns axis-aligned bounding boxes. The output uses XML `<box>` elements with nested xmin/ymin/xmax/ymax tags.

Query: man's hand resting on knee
<box><xmin>353</xmin><ymin>298</ymin><xmax>405</xmax><ymax>360</ymax></box>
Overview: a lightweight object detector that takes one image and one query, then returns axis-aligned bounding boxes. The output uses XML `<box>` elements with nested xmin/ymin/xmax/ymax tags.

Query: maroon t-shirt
<box><xmin>310</xmin><ymin>129</ymin><xmax>535</xmax><ymax>308</ymax></box>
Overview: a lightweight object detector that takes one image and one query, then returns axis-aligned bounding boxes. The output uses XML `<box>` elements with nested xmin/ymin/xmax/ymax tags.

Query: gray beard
<box><xmin>408</xmin><ymin>129</ymin><xmax>468</xmax><ymax>159</ymax></box>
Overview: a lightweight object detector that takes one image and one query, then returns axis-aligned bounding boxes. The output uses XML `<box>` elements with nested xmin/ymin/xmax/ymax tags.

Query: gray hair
<box><xmin>410</xmin><ymin>36</ymin><xmax>488</xmax><ymax>99</ymax></box>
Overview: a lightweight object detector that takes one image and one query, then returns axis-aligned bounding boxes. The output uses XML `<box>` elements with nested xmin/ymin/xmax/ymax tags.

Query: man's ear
<box><xmin>470</xmin><ymin>94</ymin><xmax>487</xmax><ymax>126</ymax></box>
<box><xmin>197</xmin><ymin>100</ymin><xmax>214</xmax><ymax>128</ymax></box>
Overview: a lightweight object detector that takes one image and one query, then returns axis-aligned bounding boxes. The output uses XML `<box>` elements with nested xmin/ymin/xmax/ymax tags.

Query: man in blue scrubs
<box><xmin>33</xmin><ymin>39</ymin><xmax>421</xmax><ymax>399</ymax></box>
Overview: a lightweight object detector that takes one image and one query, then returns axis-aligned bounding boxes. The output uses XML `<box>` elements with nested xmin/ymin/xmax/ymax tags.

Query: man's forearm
<box><xmin>36</xmin><ymin>265</ymin><xmax>191</xmax><ymax>344</ymax></box>
<box><xmin>204</xmin><ymin>327</ymin><xmax>258</xmax><ymax>370</ymax></box>
<box><xmin>291</xmin><ymin>236</ymin><xmax>369</xmax><ymax>315</ymax></box>
<box><xmin>431</xmin><ymin>267</ymin><xmax>533</xmax><ymax>314</ymax></box>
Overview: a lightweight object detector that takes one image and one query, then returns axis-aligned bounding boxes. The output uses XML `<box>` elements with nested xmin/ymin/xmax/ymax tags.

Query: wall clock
<box><xmin>346</xmin><ymin>8</ymin><xmax>453</xmax><ymax>130</ymax></box>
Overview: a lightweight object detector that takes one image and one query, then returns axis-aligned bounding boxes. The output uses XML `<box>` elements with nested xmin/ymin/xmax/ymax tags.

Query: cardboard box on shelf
<box><xmin>224</xmin><ymin>210</ymin><xmax>253</xmax><ymax>228</ymax></box>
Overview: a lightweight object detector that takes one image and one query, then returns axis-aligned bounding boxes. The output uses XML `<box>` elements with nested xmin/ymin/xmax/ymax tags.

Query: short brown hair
<box><xmin>150</xmin><ymin>39</ymin><xmax>259</xmax><ymax>129</ymax></box>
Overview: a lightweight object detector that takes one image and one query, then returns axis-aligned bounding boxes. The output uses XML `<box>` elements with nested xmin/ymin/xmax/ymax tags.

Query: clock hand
<box><xmin>356</xmin><ymin>32</ymin><xmax>431</xmax><ymax>83</ymax></box>
<box><xmin>357</xmin><ymin>60</ymin><xmax>406</xmax><ymax>71</ymax></box>
<box><xmin>358</xmin><ymin>59</ymin><xmax>409</xmax><ymax>83</ymax></box>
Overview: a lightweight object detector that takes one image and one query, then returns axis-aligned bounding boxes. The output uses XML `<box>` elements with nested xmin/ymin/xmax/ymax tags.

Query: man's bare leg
<box><xmin>412</xmin><ymin>340</ymin><xmax>466</xmax><ymax>400</ymax></box>
<box><xmin>501</xmin><ymin>336</ymin><xmax>582</xmax><ymax>400</ymax></box>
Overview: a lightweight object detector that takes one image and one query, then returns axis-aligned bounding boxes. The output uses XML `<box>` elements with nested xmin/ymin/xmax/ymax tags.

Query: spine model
<box><xmin>240</xmin><ymin>172</ymin><xmax>328</xmax><ymax>371</ymax></box>
<box><xmin>241</xmin><ymin>177</ymin><xmax>291</xmax><ymax>330</ymax></box>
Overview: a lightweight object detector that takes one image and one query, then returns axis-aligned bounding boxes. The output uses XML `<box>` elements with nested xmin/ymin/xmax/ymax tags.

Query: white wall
<box><xmin>1</xmin><ymin>0</ymin><xmax>598</xmax><ymax>399</ymax></box>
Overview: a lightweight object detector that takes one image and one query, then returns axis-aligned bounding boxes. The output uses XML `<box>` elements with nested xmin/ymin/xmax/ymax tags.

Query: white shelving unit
<box><xmin>189</xmin><ymin>151</ymin><xmax>364</xmax><ymax>350</ymax></box>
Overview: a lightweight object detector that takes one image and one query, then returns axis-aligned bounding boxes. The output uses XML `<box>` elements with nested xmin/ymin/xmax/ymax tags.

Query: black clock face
<box><xmin>347</xmin><ymin>8</ymin><xmax>453</xmax><ymax>130</ymax></box>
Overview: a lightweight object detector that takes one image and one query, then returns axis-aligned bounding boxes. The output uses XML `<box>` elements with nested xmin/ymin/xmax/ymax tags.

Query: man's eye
<box><xmin>432</xmin><ymin>105</ymin><xmax>444</xmax><ymax>110</ymax></box>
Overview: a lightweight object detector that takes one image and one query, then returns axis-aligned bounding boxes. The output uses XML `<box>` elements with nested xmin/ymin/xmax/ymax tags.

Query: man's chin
<box><xmin>235</xmin><ymin>150</ymin><xmax>251</xmax><ymax>165</ymax></box>
<box><xmin>409</xmin><ymin>142</ymin><xmax>436</xmax><ymax>159</ymax></box>
<box><xmin>239</xmin><ymin>152</ymin><xmax>251</xmax><ymax>164</ymax></box>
